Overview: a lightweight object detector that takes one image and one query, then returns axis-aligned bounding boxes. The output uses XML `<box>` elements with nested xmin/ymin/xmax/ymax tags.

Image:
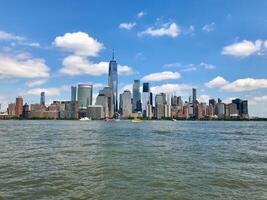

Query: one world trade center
<box><xmin>108</xmin><ymin>51</ymin><xmax>118</xmax><ymax>113</ymax></box>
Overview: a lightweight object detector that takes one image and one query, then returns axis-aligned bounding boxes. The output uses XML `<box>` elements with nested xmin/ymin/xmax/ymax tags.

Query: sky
<box><xmin>0</xmin><ymin>0</ymin><xmax>267</xmax><ymax>117</ymax></box>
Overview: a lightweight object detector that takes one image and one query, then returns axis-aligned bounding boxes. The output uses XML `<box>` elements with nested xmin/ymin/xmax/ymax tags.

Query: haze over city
<box><xmin>0</xmin><ymin>0</ymin><xmax>267</xmax><ymax>117</ymax></box>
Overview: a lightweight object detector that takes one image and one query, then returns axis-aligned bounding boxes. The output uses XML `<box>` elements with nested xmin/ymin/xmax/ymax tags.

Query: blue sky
<box><xmin>0</xmin><ymin>0</ymin><xmax>267</xmax><ymax>116</ymax></box>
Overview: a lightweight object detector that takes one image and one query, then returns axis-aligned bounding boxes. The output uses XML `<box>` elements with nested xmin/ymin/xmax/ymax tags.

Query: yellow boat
<box><xmin>131</xmin><ymin>117</ymin><xmax>142</xmax><ymax>122</ymax></box>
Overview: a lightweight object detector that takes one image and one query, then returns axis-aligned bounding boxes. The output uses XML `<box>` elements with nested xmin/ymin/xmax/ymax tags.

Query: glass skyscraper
<box><xmin>40</xmin><ymin>92</ymin><xmax>45</xmax><ymax>106</ymax></box>
<box><xmin>133</xmin><ymin>80</ymin><xmax>142</xmax><ymax>112</ymax></box>
<box><xmin>77</xmin><ymin>84</ymin><xmax>93</xmax><ymax>110</ymax></box>
<box><xmin>108</xmin><ymin>52</ymin><xmax>118</xmax><ymax>112</ymax></box>
<box><xmin>71</xmin><ymin>86</ymin><xmax>77</xmax><ymax>102</ymax></box>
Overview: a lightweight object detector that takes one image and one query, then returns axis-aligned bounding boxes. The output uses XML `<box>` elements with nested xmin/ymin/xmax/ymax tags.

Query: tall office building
<box><xmin>40</xmin><ymin>92</ymin><xmax>45</xmax><ymax>106</ymax></box>
<box><xmin>192</xmin><ymin>88</ymin><xmax>197</xmax><ymax>103</ymax></box>
<box><xmin>121</xmin><ymin>90</ymin><xmax>132</xmax><ymax>118</ymax></box>
<box><xmin>96</xmin><ymin>94</ymin><xmax>109</xmax><ymax>118</ymax></box>
<box><xmin>155</xmin><ymin>93</ymin><xmax>167</xmax><ymax>119</ymax></box>
<box><xmin>71</xmin><ymin>86</ymin><xmax>77</xmax><ymax>102</ymax></box>
<box><xmin>142</xmin><ymin>82</ymin><xmax>152</xmax><ymax>113</ymax></box>
<box><xmin>209</xmin><ymin>99</ymin><xmax>216</xmax><ymax>108</ymax></box>
<box><xmin>99</xmin><ymin>86</ymin><xmax>114</xmax><ymax>118</ymax></box>
<box><xmin>15</xmin><ymin>96</ymin><xmax>23</xmax><ymax>117</ymax></box>
<box><xmin>77</xmin><ymin>84</ymin><xmax>93</xmax><ymax>110</ymax></box>
<box><xmin>132</xmin><ymin>80</ymin><xmax>141</xmax><ymax>112</ymax></box>
<box><xmin>108</xmin><ymin>51</ymin><xmax>118</xmax><ymax>112</ymax></box>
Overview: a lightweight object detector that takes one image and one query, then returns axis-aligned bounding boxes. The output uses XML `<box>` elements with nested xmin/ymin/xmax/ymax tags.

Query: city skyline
<box><xmin>0</xmin><ymin>1</ymin><xmax>267</xmax><ymax>117</ymax></box>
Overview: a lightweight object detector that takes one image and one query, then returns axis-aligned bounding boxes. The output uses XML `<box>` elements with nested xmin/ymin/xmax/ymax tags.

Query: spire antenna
<box><xmin>112</xmin><ymin>49</ymin><xmax>115</xmax><ymax>60</ymax></box>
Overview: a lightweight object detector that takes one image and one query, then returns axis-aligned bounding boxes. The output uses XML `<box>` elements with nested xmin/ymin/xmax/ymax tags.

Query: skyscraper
<box><xmin>71</xmin><ymin>86</ymin><xmax>77</xmax><ymax>102</ymax></box>
<box><xmin>121</xmin><ymin>90</ymin><xmax>132</xmax><ymax>118</ymax></box>
<box><xmin>40</xmin><ymin>92</ymin><xmax>45</xmax><ymax>106</ymax></box>
<box><xmin>15</xmin><ymin>96</ymin><xmax>23</xmax><ymax>117</ymax></box>
<box><xmin>99</xmin><ymin>86</ymin><xmax>114</xmax><ymax>118</ymax></box>
<box><xmin>77</xmin><ymin>84</ymin><xmax>93</xmax><ymax>110</ymax></box>
<box><xmin>108</xmin><ymin>51</ymin><xmax>118</xmax><ymax>113</ymax></box>
<box><xmin>132</xmin><ymin>80</ymin><xmax>141</xmax><ymax>112</ymax></box>
<box><xmin>192</xmin><ymin>88</ymin><xmax>197</xmax><ymax>103</ymax></box>
<box><xmin>142</xmin><ymin>82</ymin><xmax>152</xmax><ymax>114</ymax></box>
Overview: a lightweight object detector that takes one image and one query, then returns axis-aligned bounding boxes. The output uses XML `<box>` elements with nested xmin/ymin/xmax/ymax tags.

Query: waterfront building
<box><xmin>108</xmin><ymin>52</ymin><xmax>118</xmax><ymax>112</ymax></box>
<box><xmin>155</xmin><ymin>93</ymin><xmax>167</xmax><ymax>119</ymax></box>
<box><xmin>206</xmin><ymin>105</ymin><xmax>214</xmax><ymax>117</ymax></box>
<box><xmin>196</xmin><ymin>103</ymin><xmax>203</xmax><ymax>119</ymax></box>
<box><xmin>15</xmin><ymin>96</ymin><xmax>23</xmax><ymax>117</ymax></box>
<box><xmin>22</xmin><ymin>103</ymin><xmax>30</xmax><ymax>118</ymax></box>
<box><xmin>99</xmin><ymin>87</ymin><xmax>114</xmax><ymax>118</ymax></box>
<box><xmin>87</xmin><ymin>105</ymin><xmax>104</xmax><ymax>119</ymax></box>
<box><xmin>164</xmin><ymin>104</ymin><xmax>171</xmax><ymax>118</ymax></box>
<box><xmin>78</xmin><ymin>84</ymin><xmax>93</xmax><ymax>110</ymax></box>
<box><xmin>215</xmin><ymin>102</ymin><xmax>225</xmax><ymax>118</ymax></box>
<box><xmin>121</xmin><ymin>90</ymin><xmax>132</xmax><ymax>118</ymax></box>
<box><xmin>142</xmin><ymin>82</ymin><xmax>152</xmax><ymax>117</ymax></box>
<box><xmin>71</xmin><ymin>86</ymin><xmax>77</xmax><ymax>102</ymax></box>
<box><xmin>146</xmin><ymin>104</ymin><xmax>153</xmax><ymax>119</ymax></box>
<box><xmin>132</xmin><ymin>80</ymin><xmax>142</xmax><ymax>112</ymax></box>
<box><xmin>40</xmin><ymin>92</ymin><xmax>45</xmax><ymax>106</ymax></box>
<box><xmin>183</xmin><ymin>104</ymin><xmax>189</xmax><ymax>119</ymax></box>
<box><xmin>59</xmin><ymin>101</ymin><xmax>78</xmax><ymax>119</ymax></box>
<box><xmin>7</xmin><ymin>103</ymin><xmax>16</xmax><ymax>116</ymax></box>
<box><xmin>96</xmin><ymin>94</ymin><xmax>109</xmax><ymax>118</ymax></box>
<box><xmin>209</xmin><ymin>99</ymin><xmax>216</xmax><ymax>108</ymax></box>
<box><xmin>241</xmin><ymin>100</ymin><xmax>248</xmax><ymax>118</ymax></box>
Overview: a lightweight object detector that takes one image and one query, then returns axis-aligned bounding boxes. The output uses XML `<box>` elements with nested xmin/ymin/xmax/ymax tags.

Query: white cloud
<box><xmin>163</xmin><ymin>62</ymin><xmax>181</xmax><ymax>68</ymax></box>
<box><xmin>0</xmin><ymin>30</ymin><xmax>25</xmax><ymax>41</ymax></box>
<box><xmin>119</xmin><ymin>22</ymin><xmax>136</xmax><ymax>30</ymax></box>
<box><xmin>54</xmin><ymin>32</ymin><xmax>104</xmax><ymax>57</ymax></box>
<box><xmin>200</xmin><ymin>62</ymin><xmax>216</xmax><ymax>70</ymax></box>
<box><xmin>181</xmin><ymin>65</ymin><xmax>197</xmax><ymax>72</ymax></box>
<box><xmin>142</xmin><ymin>71</ymin><xmax>181</xmax><ymax>82</ymax></box>
<box><xmin>137</xmin><ymin>11</ymin><xmax>145</xmax><ymax>18</ymax></box>
<box><xmin>27</xmin><ymin>85</ymin><xmax>69</xmax><ymax>96</ymax></box>
<box><xmin>138</xmin><ymin>22</ymin><xmax>180</xmax><ymax>38</ymax></box>
<box><xmin>0</xmin><ymin>54</ymin><xmax>49</xmax><ymax>79</ymax></box>
<box><xmin>59</xmin><ymin>55</ymin><xmax>133</xmax><ymax>76</ymax></box>
<box><xmin>25</xmin><ymin>79</ymin><xmax>47</xmax><ymax>87</ymax></box>
<box><xmin>202</xmin><ymin>22</ymin><xmax>216</xmax><ymax>32</ymax></box>
<box><xmin>205</xmin><ymin>76</ymin><xmax>229</xmax><ymax>88</ymax></box>
<box><xmin>221</xmin><ymin>78</ymin><xmax>267</xmax><ymax>92</ymax></box>
<box><xmin>253</xmin><ymin>95</ymin><xmax>267</xmax><ymax>102</ymax></box>
<box><xmin>198</xmin><ymin>94</ymin><xmax>210</xmax><ymax>103</ymax></box>
<box><xmin>121</xmin><ymin>84</ymin><xmax>133</xmax><ymax>94</ymax></box>
<box><xmin>118</xmin><ymin>65</ymin><xmax>134</xmax><ymax>75</ymax></box>
<box><xmin>151</xmin><ymin>83</ymin><xmax>193</xmax><ymax>95</ymax></box>
<box><xmin>222</xmin><ymin>40</ymin><xmax>263</xmax><ymax>57</ymax></box>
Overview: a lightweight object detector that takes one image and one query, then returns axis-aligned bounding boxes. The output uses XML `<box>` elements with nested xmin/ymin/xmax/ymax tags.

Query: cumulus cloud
<box><xmin>119</xmin><ymin>22</ymin><xmax>136</xmax><ymax>30</ymax></box>
<box><xmin>25</xmin><ymin>79</ymin><xmax>47</xmax><ymax>87</ymax></box>
<box><xmin>200</xmin><ymin>62</ymin><xmax>216</xmax><ymax>70</ymax></box>
<box><xmin>27</xmin><ymin>85</ymin><xmax>69</xmax><ymax>96</ymax></box>
<box><xmin>138</xmin><ymin>22</ymin><xmax>180</xmax><ymax>38</ymax></box>
<box><xmin>54</xmin><ymin>32</ymin><xmax>104</xmax><ymax>57</ymax></box>
<box><xmin>222</xmin><ymin>40</ymin><xmax>263</xmax><ymax>57</ymax></box>
<box><xmin>205</xmin><ymin>76</ymin><xmax>229</xmax><ymax>88</ymax></box>
<box><xmin>221</xmin><ymin>78</ymin><xmax>267</xmax><ymax>92</ymax></box>
<box><xmin>198</xmin><ymin>94</ymin><xmax>210</xmax><ymax>103</ymax></box>
<box><xmin>0</xmin><ymin>30</ymin><xmax>25</xmax><ymax>41</ymax></box>
<box><xmin>142</xmin><ymin>71</ymin><xmax>181</xmax><ymax>82</ymax></box>
<box><xmin>59</xmin><ymin>55</ymin><xmax>133</xmax><ymax>76</ymax></box>
<box><xmin>137</xmin><ymin>11</ymin><xmax>145</xmax><ymax>18</ymax></box>
<box><xmin>202</xmin><ymin>22</ymin><xmax>216</xmax><ymax>32</ymax></box>
<box><xmin>151</xmin><ymin>83</ymin><xmax>193</xmax><ymax>95</ymax></box>
<box><xmin>0</xmin><ymin>54</ymin><xmax>49</xmax><ymax>79</ymax></box>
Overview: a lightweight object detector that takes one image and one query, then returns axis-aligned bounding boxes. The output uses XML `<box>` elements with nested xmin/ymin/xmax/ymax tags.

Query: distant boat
<box><xmin>79</xmin><ymin>117</ymin><xmax>91</xmax><ymax>121</ymax></box>
<box><xmin>131</xmin><ymin>118</ymin><xmax>142</xmax><ymax>123</ymax></box>
<box><xmin>172</xmin><ymin>118</ymin><xmax>177</xmax><ymax>121</ymax></box>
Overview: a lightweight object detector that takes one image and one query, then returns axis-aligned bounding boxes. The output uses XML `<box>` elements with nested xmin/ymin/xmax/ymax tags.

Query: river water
<box><xmin>0</xmin><ymin>120</ymin><xmax>266</xmax><ymax>200</ymax></box>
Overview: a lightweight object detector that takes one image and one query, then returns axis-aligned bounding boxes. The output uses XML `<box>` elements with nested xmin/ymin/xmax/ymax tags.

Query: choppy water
<box><xmin>0</xmin><ymin>120</ymin><xmax>266</xmax><ymax>200</ymax></box>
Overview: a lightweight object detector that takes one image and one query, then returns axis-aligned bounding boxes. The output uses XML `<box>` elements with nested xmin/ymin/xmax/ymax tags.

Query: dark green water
<box><xmin>0</xmin><ymin>120</ymin><xmax>266</xmax><ymax>200</ymax></box>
